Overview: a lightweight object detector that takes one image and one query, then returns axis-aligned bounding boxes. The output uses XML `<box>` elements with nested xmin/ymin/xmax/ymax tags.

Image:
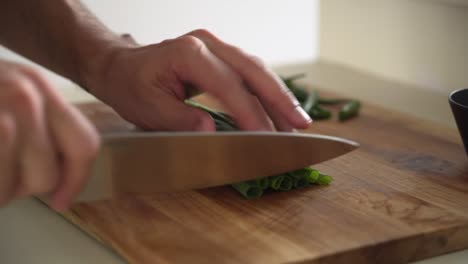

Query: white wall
<box><xmin>320</xmin><ymin>0</ymin><xmax>468</xmax><ymax>94</ymax></box>
<box><xmin>0</xmin><ymin>0</ymin><xmax>319</xmax><ymax>88</ymax></box>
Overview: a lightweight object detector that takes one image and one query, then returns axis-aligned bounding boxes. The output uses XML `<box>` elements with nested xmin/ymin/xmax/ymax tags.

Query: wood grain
<box><xmin>61</xmin><ymin>96</ymin><xmax>468</xmax><ymax>264</ymax></box>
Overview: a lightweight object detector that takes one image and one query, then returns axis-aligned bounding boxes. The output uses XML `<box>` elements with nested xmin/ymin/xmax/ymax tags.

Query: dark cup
<box><xmin>449</xmin><ymin>88</ymin><xmax>468</xmax><ymax>155</ymax></box>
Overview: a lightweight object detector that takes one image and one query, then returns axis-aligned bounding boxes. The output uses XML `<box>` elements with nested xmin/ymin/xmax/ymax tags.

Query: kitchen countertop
<box><xmin>0</xmin><ymin>61</ymin><xmax>466</xmax><ymax>264</ymax></box>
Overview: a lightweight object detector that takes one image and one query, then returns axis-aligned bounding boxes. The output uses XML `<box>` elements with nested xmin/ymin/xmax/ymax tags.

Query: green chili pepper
<box><xmin>316</xmin><ymin>174</ymin><xmax>333</xmax><ymax>185</ymax></box>
<box><xmin>339</xmin><ymin>100</ymin><xmax>361</xmax><ymax>121</ymax></box>
<box><xmin>231</xmin><ymin>181</ymin><xmax>263</xmax><ymax>199</ymax></box>
<box><xmin>309</xmin><ymin>106</ymin><xmax>332</xmax><ymax>120</ymax></box>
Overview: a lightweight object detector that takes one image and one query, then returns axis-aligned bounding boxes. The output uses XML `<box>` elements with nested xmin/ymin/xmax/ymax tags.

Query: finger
<box><xmin>173</xmin><ymin>36</ymin><xmax>273</xmax><ymax>131</ymax></box>
<box><xmin>264</xmin><ymin>106</ymin><xmax>295</xmax><ymax>132</ymax></box>
<box><xmin>46</xmin><ymin>101</ymin><xmax>100</xmax><ymax>211</ymax></box>
<box><xmin>0</xmin><ymin>76</ymin><xmax>59</xmax><ymax>199</ymax></box>
<box><xmin>186</xmin><ymin>29</ymin><xmax>311</xmax><ymax>129</ymax></box>
<box><xmin>24</xmin><ymin>69</ymin><xmax>100</xmax><ymax>211</ymax></box>
<box><xmin>0</xmin><ymin>112</ymin><xmax>17</xmax><ymax>206</ymax></box>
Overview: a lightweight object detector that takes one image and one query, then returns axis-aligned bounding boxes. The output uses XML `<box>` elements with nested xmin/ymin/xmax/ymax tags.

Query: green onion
<box><xmin>301</xmin><ymin>90</ymin><xmax>319</xmax><ymax>113</ymax></box>
<box><xmin>281</xmin><ymin>73</ymin><xmax>306</xmax><ymax>84</ymax></box>
<box><xmin>256</xmin><ymin>177</ymin><xmax>270</xmax><ymax>190</ymax></box>
<box><xmin>316</xmin><ymin>174</ymin><xmax>333</xmax><ymax>185</ymax></box>
<box><xmin>289</xmin><ymin>168</ymin><xmax>312</xmax><ymax>189</ymax></box>
<box><xmin>309</xmin><ymin>106</ymin><xmax>332</xmax><ymax>120</ymax></box>
<box><xmin>231</xmin><ymin>181</ymin><xmax>263</xmax><ymax>199</ymax></box>
<box><xmin>214</xmin><ymin>119</ymin><xmax>236</xmax><ymax>131</ymax></box>
<box><xmin>279</xmin><ymin>175</ymin><xmax>293</xmax><ymax>191</ymax></box>
<box><xmin>317</xmin><ymin>98</ymin><xmax>348</xmax><ymax>105</ymax></box>
<box><xmin>306</xmin><ymin>169</ymin><xmax>320</xmax><ymax>184</ymax></box>
<box><xmin>185</xmin><ymin>100</ymin><xmax>236</xmax><ymax>127</ymax></box>
<box><xmin>269</xmin><ymin>175</ymin><xmax>286</xmax><ymax>190</ymax></box>
<box><xmin>339</xmin><ymin>100</ymin><xmax>361</xmax><ymax>121</ymax></box>
<box><xmin>290</xmin><ymin>85</ymin><xmax>309</xmax><ymax>103</ymax></box>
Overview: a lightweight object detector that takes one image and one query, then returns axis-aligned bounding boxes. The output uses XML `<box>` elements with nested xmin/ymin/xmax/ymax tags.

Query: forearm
<box><xmin>0</xmin><ymin>0</ymin><xmax>131</xmax><ymax>89</ymax></box>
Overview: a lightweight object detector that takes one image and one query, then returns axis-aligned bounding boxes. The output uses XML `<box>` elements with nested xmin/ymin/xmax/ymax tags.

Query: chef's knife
<box><xmin>76</xmin><ymin>131</ymin><xmax>358</xmax><ymax>202</ymax></box>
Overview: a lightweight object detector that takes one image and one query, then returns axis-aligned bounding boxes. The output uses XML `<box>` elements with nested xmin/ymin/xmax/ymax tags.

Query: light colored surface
<box><xmin>0</xmin><ymin>61</ymin><xmax>466</xmax><ymax>263</ymax></box>
<box><xmin>0</xmin><ymin>0</ymin><xmax>319</xmax><ymax>88</ymax></box>
<box><xmin>0</xmin><ymin>199</ymin><xmax>125</xmax><ymax>264</ymax></box>
<box><xmin>429</xmin><ymin>0</ymin><xmax>468</xmax><ymax>7</ymax></box>
<box><xmin>320</xmin><ymin>0</ymin><xmax>468</xmax><ymax>94</ymax></box>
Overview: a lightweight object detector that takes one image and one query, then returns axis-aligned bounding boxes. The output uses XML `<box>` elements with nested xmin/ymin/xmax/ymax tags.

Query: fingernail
<box><xmin>295</xmin><ymin>106</ymin><xmax>312</xmax><ymax>124</ymax></box>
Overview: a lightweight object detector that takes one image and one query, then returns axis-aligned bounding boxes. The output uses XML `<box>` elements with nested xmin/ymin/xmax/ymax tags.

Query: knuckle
<box><xmin>189</xmin><ymin>28</ymin><xmax>215</xmax><ymax>40</ymax></box>
<box><xmin>176</xmin><ymin>35</ymin><xmax>206</xmax><ymax>54</ymax></box>
<box><xmin>246</xmin><ymin>54</ymin><xmax>267</xmax><ymax>71</ymax></box>
<box><xmin>16</xmin><ymin>65</ymin><xmax>41</xmax><ymax>79</ymax></box>
<box><xmin>247</xmin><ymin>55</ymin><xmax>267</xmax><ymax>69</ymax></box>
<box><xmin>5</xmin><ymin>79</ymin><xmax>40</xmax><ymax>112</ymax></box>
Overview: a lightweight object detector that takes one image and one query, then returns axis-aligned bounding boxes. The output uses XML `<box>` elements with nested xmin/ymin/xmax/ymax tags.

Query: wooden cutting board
<box><xmin>61</xmin><ymin>96</ymin><xmax>468</xmax><ymax>264</ymax></box>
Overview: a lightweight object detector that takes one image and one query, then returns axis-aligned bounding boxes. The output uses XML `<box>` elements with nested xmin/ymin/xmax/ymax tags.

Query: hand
<box><xmin>85</xmin><ymin>29</ymin><xmax>312</xmax><ymax>132</ymax></box>
<box><xmin>0</xmin><ymin>59</ymin><xmax>99</xmax><ymax>211</ymax></box>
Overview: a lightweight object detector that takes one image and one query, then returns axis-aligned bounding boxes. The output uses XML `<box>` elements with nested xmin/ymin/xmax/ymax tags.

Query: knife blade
<box><xmin>76</xmin><ymin>131</ymin><xmax>358</xmax><ymax>202</ymax></box>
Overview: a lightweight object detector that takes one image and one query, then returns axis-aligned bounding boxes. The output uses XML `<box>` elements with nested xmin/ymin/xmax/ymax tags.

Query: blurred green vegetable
<box><xmin>309</xmin><ymin>106</ymin><xmax>332</xmax><ymax>120</ymax></box>
<box><xmin>231</xmin><ymin>181</ymin><xmax>263</xmax><ymax>199</ymax></box>
<box><xmin>339</xmin><ymin>100</ymin><xmax>361</xmax><ymax>121</ymax></box>
<box><xmin>316</xmin><ymin>174</ymin><xmax>333</xmax><ymax>185</ymax></box>
<box><xmin>282</xmin><ymin>73</ymin><xmax>361</xmax><ymax>121</ymax></box>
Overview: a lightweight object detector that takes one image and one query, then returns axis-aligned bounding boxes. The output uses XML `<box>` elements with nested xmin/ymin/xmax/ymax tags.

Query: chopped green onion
<box><xmin>309</xmin><ymin>106</ymin><xmax>332</xmax><ymax>120</ymax></box>
<box><xmin>231</xmin><ymin>181</ymin><xmax>263</xmax><ymax>199</ymax></box>
<box><xmin>316</xmin><ymin>174</ymin><xmax>333</xmax><ymax>185</ymax></box>
<box><xmin>306</xmin><ymin>169</ymin><xmax>320</xmax><ymax>184</ymax></box>
<box><xmin>289</xmin><ymin>168</ymin><xmax>312</xmax><ymax>189</ymax></box>
<box><xmin>256</xmin><ymin>177</ymin><xmax>270</xmax><ymax>190</ymax></box>
<box><xmin>279</xmin><ymin>175</ymin><xmax>293</xmax><ymax>191</ymax></box>
<box><xmin>269</xmin><ymin>175</ymin><xmax>286</xmax><ymax>190</ymax></box>
<box><xmin>339</xmin><ymin>100</ymin><xmax>361</xmax><ymax>121</ymax></box>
